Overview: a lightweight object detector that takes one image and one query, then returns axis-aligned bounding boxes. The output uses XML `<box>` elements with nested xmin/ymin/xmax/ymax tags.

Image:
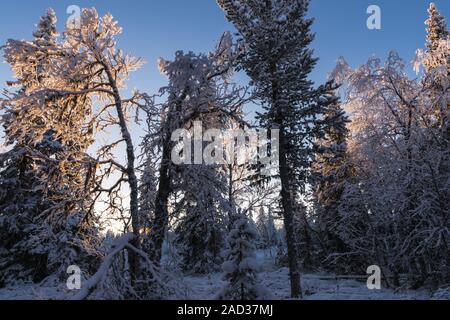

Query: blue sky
<box><xmin>0</xmin><ymin>0</ymin><xmax>449</xmax><ymax>131</ymax></box>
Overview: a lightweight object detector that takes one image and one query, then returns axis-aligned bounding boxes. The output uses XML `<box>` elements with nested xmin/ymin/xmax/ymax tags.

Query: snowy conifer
<box><xmin>218</xmin><ymin>0</ymin><xmax>322</xmax><ymax>297</ymax></box>
<box><xmin>139</xmin><ymin>157</ymin><xmax>158</xmax><ymax>255</ymax></box>
<box><xmin>330</xmin><ymin>44</ymin><xmax>450</xmax><ymax>286</ymax></box>
<box><xmin>0</xmin><ymin>9</ymin><xmax>99</xmax><ymax>283</ymax></box>
<box><xmin>0</xmin><ymin>9</ymin><xmax>102</xmax><ymax>286</ymax></box>
<box><xmin>174</xmin><ymin>164</ymin><xmax>228</xmax><ymax>273</ymax></box>
<box><xmin>256</xmin><ymin>207</ymin><xmax>278</xmax><ymax>249</ymax></box>
<box><xmin>425</xmin><ymin>3</ymin><xmax>449</xmax><ymax>53</ymax></box>
<box><xmin>217</xmin><ymin>215</ymin><xmax>266</xmax><ymax>300</ymax></box>
<box><xmin>312</xmin><ymin>81</ymin><xmax>351</xmax><ymax>261</ymax></box>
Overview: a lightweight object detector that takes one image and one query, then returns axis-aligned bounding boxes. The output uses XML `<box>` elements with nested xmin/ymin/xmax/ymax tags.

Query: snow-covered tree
<box><xmin>217</xmin><ymin>215</ymin><xmax>266</xmax><ymax>300</ymax></box>
<box><xmin>174</xmin><ymin>151</ymin><xmax>229</xmax><ymax>273</ymax></box>
<box><xmin>332</xmin><ymin>52</ymin><xmax>424</xmax><ymax>281</ymax></box>
<box><xmin>0</xmin><ymin>9</ymin><xmax>101</xmax><ymax>286</ymax></box>
<box><xmin>174</xmin><ymin>181</ymin><xmax>227</xmax><ymax>273</ymax></box>
<box><xmin>138</xmin><ymin>157</ymin><xmax>158</xmax><ymax>255</ymax></box>
<box><xmin>312</xmin><ymin>81</ymin><xmax>351</xmax><ymax>264</ymax></box>
<box><xmin>141</xmin><ymin>35</ymin><xmax>246</xmax><ymax>265</ymax></box>
<box><xmin>218</xmin><ymin>0</ymin><xmax>323</xmax><ymax>297</ymax></box>
<box><xmin>255</xmin><ymin>207</ymin><xmax>278</xmax><ymax>249</ymax></box>
<box><xmin>140</xmin><ymin>38</ymin><xmax>260</xmax><ymax>273</ymax></box>
<box><xmin>425</xmin><ymin>3</ymin><xmax>449</xmax><ymax>53</ymax></box>
<box><xmin>1</xmin><ymin>7</ymin><xmax>158</xmax><ymax>289</ymax></box>
<box><xmin>59</xmin><ymin>8</ymin><xmax>155</xmax><ymax>285</ymax></box>
<box><xmin>419</xmin><ymin>3</ymin><xmax>449</xmax><ymax>140</ymax></box>
<box><xmin>330</xmin><ymin>37</ymin><xmax>449</xmax><ymax>286</ymax></box>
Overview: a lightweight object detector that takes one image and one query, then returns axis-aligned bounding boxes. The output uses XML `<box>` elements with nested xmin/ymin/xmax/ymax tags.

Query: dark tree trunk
<box><xmin>278</xmin><ymin>132</ymin><xmax>303</xmax><ymax>298</ymax></box>
<box><xmin>227</xmin><ymin>164</ymin><xmax>236</xmax><ymax>231</ymax></box>
<box><xmin>271</xmin><ymin>69</ymin><xmax>303</xmax><ymax>298</ymax></box>
<box><xmin>150</xmin><ymin>90</ymin><xmax>187</xmax><ymax>264</ymax></box>
<box><xmin>151</xmin><ymin>142</ymin><xmax>171</xmax><ymax>264</ymax></box>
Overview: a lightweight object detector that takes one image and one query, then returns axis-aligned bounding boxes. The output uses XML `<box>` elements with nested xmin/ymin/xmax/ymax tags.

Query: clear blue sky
<box><xmin>0</xmin><ymin>0</ymin><xmax>449</xmax><ymax>129</ymax></box>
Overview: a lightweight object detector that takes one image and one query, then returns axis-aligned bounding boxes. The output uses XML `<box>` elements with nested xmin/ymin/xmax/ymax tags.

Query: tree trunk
<box><xmin>151</xmin><ymin>139</ymin><xmax>171</xmax><ymax>264</ymax></box>
<box><xmin>103</xmin><ymin>63</ymin><xmax>141</xmax><ymax>284</ymax></box>
<box><xmin>279</xmin><ymin>133</ymin><xmax>303</xmax><ymax>298</ymax></box>
<box><xmin>271</xmin><ymin>67</ymin><xmax>302</xmax><ymax>298</ymax></box>
<box><xmin>227</xmin><ymin>164</ymin><xmax>235</xmax><ymax>230</ymax></box>
<box><xmin>150</xmin><ymin>91</ymin><xmax>189</xmax><ymax>264</ymax></box>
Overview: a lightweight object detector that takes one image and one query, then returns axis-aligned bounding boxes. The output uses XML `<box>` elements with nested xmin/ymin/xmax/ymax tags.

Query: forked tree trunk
<box><xmin>151</xmin><ymin>93</ymin><xmax>187</xmax><ymax>264</ymax></box>
<box><xmin>103</xmin><ymin>62</ymin><xmax>141</xmax><ymax>284</ymax></box>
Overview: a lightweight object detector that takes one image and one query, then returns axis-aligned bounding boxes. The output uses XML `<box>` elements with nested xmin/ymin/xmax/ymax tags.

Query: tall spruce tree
<box><xmin>218</xmin><ymin>0</ymin><xmax>322</xmax><ymax>297</ymax></box>
<box><xmin>174</xmin><ymin>159</ymin><xmax>228</xmax><ymax>273</ymax></box>
<box><xmin>425</xmin><ymin>3</ymin><xmax>449</xmax><ymax>53</ymax></box>
<box><xmin>423</xmin><ymin>3</ymin><xmax>449</xmax><ymax>140</ymax></box>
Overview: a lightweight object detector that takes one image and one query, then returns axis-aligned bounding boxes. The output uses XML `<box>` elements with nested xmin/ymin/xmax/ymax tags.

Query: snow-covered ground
<box><xmin>180</xmin><ymin>269</ymin><xmax>436</xmax><ymax>300</ymax></box>
<box><xmin>0</xmin><ymin>249</ymin><xmax>447</xmax><ymax>300</ymax></box>
<box><xmin>179</xmin><ymin>249</ymin><xmax>438</xmax><ymax>300</ymax></box>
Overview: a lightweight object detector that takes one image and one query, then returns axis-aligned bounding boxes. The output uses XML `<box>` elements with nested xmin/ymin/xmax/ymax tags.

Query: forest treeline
<box><xmin>0</xmin><ymin>1</ymin><xmax>448</xmax><ymax>299</ymax></box>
